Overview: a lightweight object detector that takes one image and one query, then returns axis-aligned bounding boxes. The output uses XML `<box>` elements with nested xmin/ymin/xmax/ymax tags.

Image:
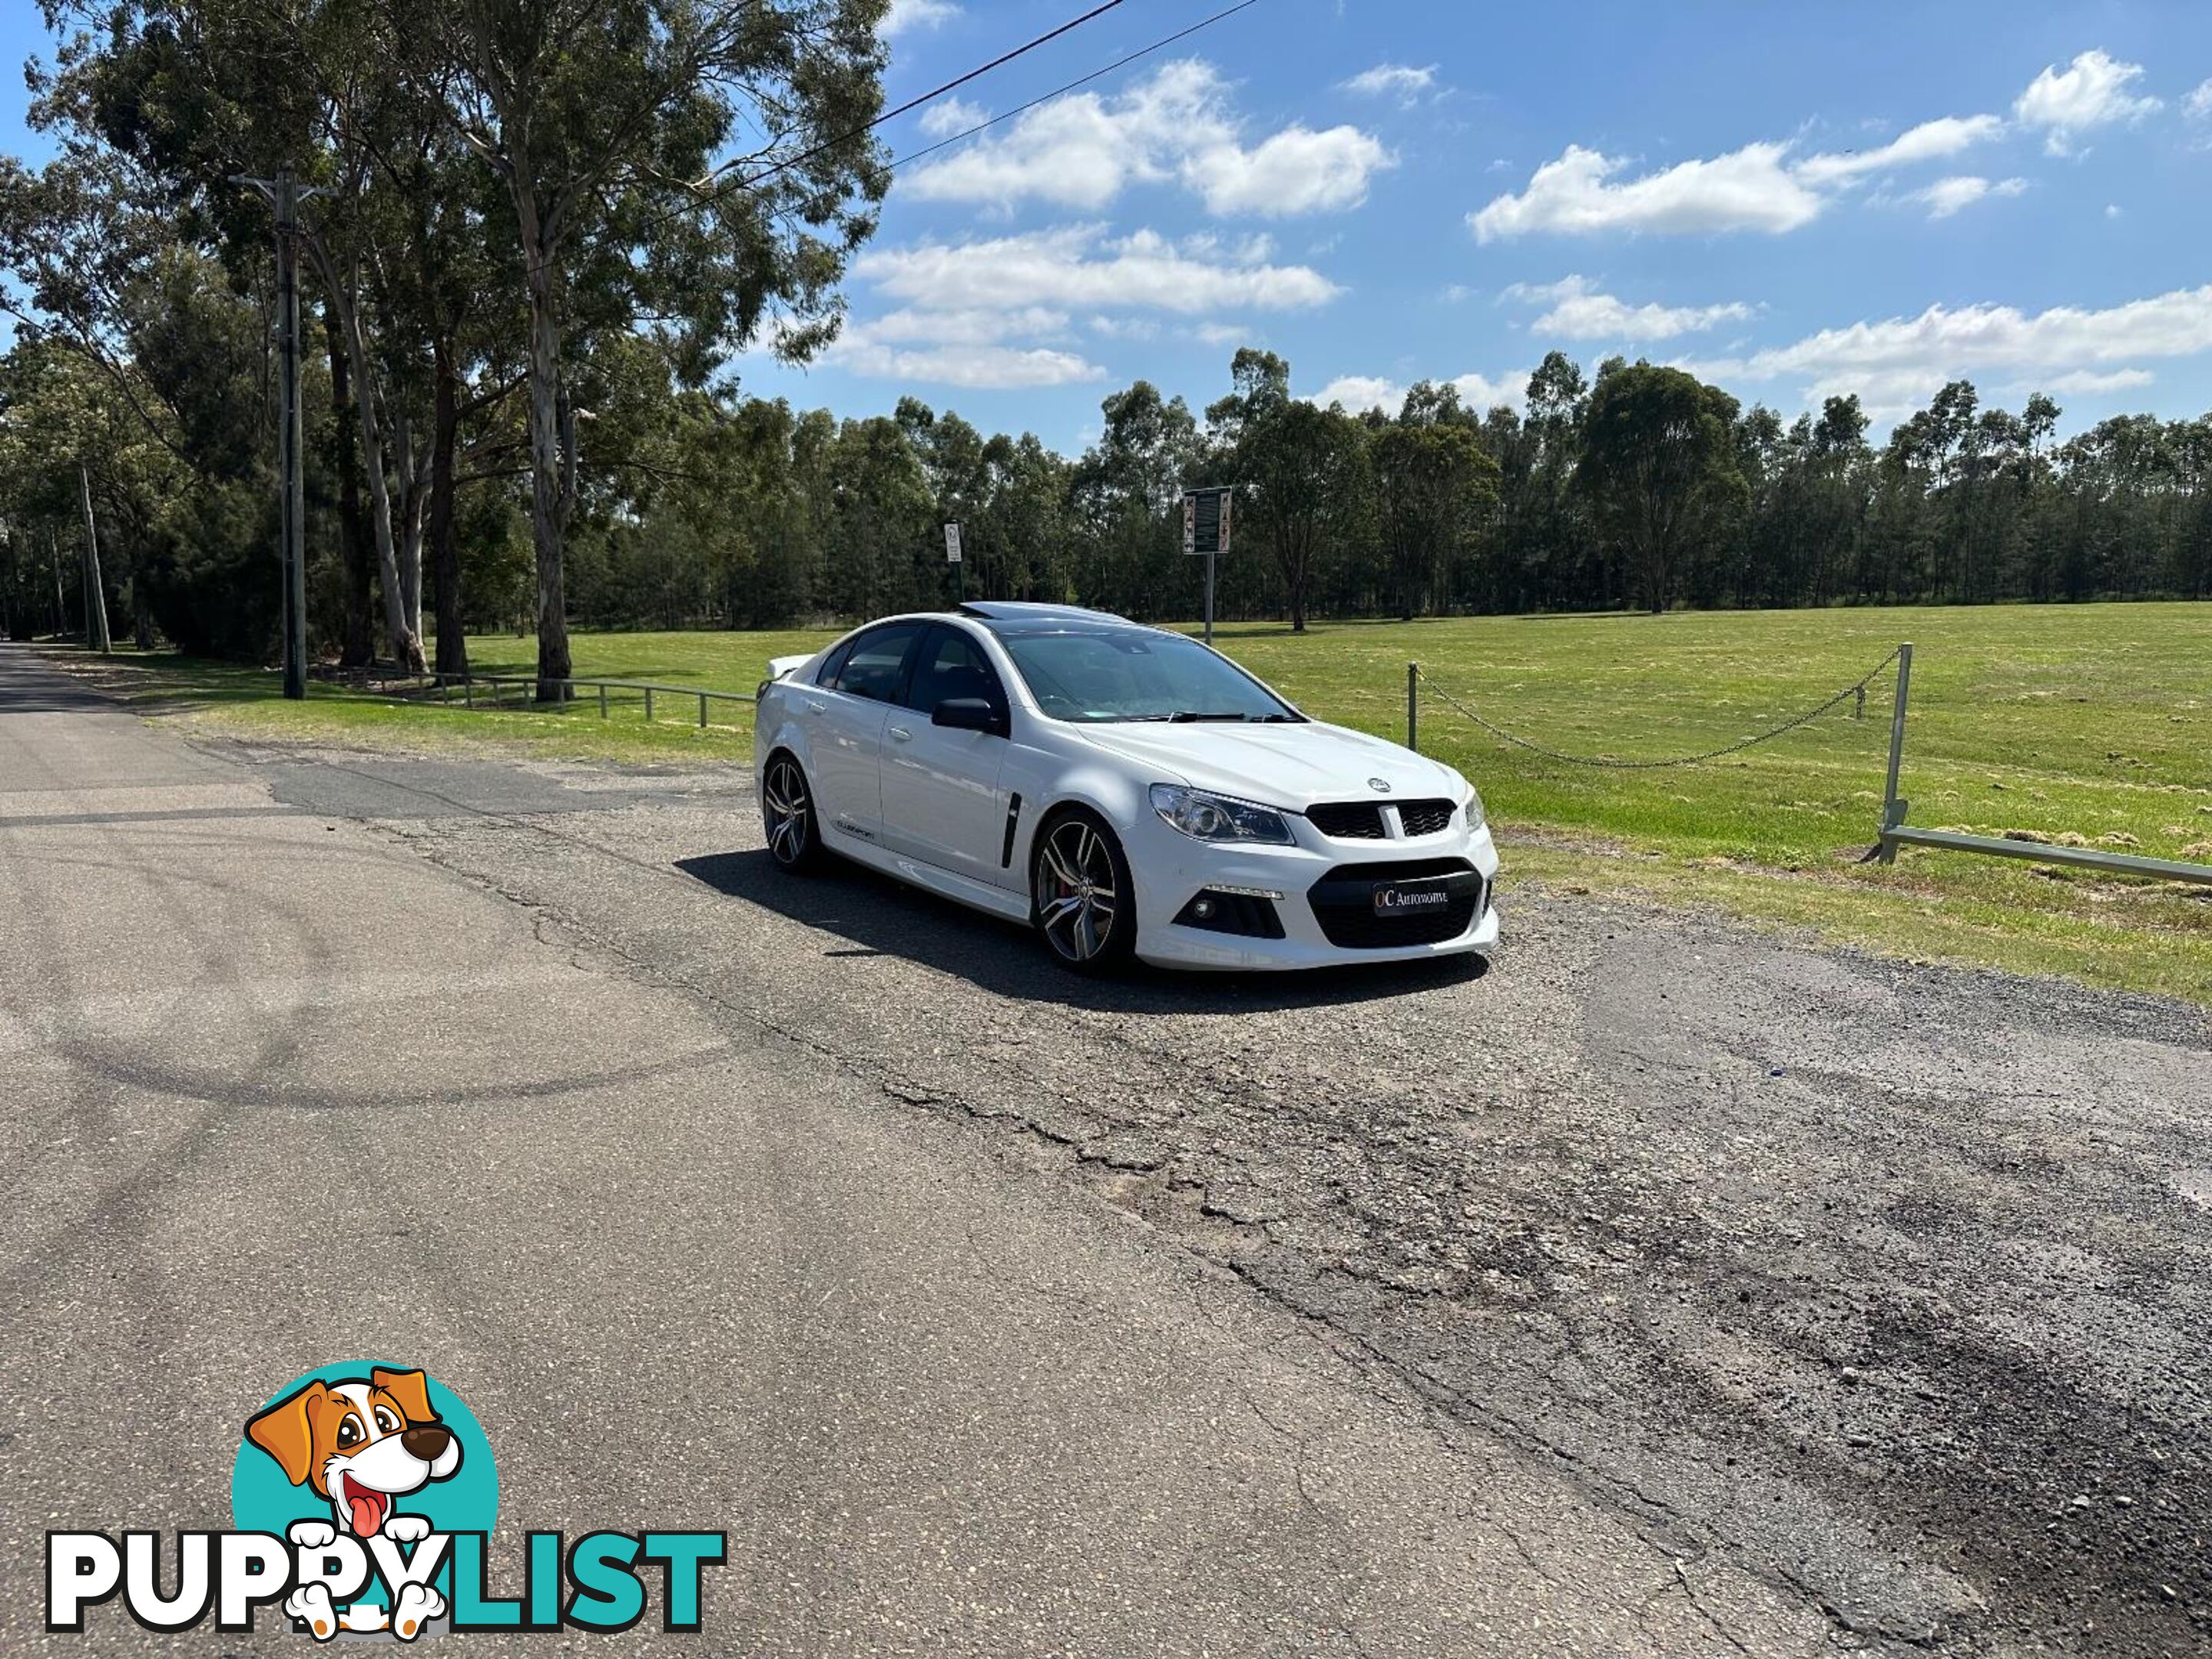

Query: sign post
<box><xmin>1181</xmin><ymin>486</ymin><xmax>1233</xmax><ymax>646</ymax></box>
<box><xmin>943</xmin><ymin>521</ymin><xmax>963</xmax><ymax>605</ymax></box>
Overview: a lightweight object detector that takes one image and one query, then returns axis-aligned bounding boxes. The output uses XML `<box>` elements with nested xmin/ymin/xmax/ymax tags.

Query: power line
<box><xmin>640</xmin><ymin>0</ymin><xmax>1134</xmax><ymax>235</ymax></box>
<box><xmin>873</xmin><ymin>0</ymin><xmax>1267</xmax><ymax>181</ymax></box>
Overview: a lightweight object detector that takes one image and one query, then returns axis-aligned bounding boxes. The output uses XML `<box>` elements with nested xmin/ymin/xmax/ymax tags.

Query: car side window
<box><xmin>829</xmin><ymin>623</ymin><xmax>922</xmax><ymax>704</ymax></box>
<box><xmin>903</xmin><ymin>625</ymin><xmax>1006</xmax><ymax>719</ymax></box>
<box><xmin>814</xmin><ymin>637</ymin><xmax>856</xmax><ymax>689</ymax></box>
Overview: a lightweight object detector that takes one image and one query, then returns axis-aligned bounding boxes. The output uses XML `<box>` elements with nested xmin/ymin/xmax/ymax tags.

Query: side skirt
<box><xmin>821</xmin><ymin>823</ymin><xmax>1035</xmax><ymax>926</ymax></box>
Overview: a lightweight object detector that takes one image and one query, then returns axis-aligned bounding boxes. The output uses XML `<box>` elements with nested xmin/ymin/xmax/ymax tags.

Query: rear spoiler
<box><xmin>765</xmin><ymin>654</ymin><xmax>812</xmax><ymax>682</ymax></box>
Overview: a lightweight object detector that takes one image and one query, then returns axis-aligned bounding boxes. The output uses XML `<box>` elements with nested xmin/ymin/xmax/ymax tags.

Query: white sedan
<box><xmin>753</xmin><ymin>602</ymin><xmax>1500</xmax><ymax>974</ymax></box>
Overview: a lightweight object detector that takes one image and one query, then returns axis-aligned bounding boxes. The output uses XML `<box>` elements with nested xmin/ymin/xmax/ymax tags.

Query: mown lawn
<box><xmin>40</xmin><ymin>600</ymin><xmax>2212</xmax><ymax>1002</ymax></box>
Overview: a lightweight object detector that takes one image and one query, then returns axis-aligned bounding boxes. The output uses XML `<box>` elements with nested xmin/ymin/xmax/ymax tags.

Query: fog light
<box><xmin>1192</xmin><ymin>898</ymin><xmax>1217</xmax><ymax>919</ymax></box>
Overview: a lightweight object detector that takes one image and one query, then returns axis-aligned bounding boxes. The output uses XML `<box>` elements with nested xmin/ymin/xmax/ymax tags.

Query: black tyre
<box><xmin>1031</xmin><ymin>809</ymin><xmax>1136</xmax><ymax>973</ymax></box>
<box><xmin>762</xmin><ymin>751</ymin><xmax>823</xmax><ymax>873</ymax></box>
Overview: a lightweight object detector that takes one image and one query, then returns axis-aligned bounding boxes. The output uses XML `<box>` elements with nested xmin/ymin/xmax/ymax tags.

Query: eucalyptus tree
<box><xmin>1210</xmin><ymin>352</ymin><xmax>1372</xmax><ymax>634</ymax></box>
<box><xmin>1371</xmin><ymin>382</ymin><xmax>1498</xmax><ymax>620</ymax></box>
<box><xmin>396</xmin><ymin>0</ymin><xmax>891</xmax><ymax>697</ymax></box>
<box><xmin>1578</xmin><ymin>361</ymin><xmax>1747</xmax><ymax>615</ymax></box>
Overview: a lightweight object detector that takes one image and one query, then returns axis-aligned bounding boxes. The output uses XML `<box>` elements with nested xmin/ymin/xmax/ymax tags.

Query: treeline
<box><xmin>2</xmin><ymin>7</ymin><xmax>2209</xmax><ymax>670</ymax></box>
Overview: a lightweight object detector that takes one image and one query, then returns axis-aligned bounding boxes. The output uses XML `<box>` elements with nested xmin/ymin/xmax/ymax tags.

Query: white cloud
<box><xmin>2189</xmin><ymin>79</ymin><xmax>2212</xmax><ymax>121</ymax></box>
<box><xmin>1469</xmin><ymin>101</ymin><xmax>2018</xmax><ymax>241</ymax></box>
<box><xmin>863</xmin><ymin>306</ymin><xmax>1071</xmax><ymax>346</ymax></box>
<box><xmin>1471</xmin><ymin>141</ymin><xmax>1824</xmax><ymax>240</ymax></box>
<box><xmin>902</xmin><ymin>60</ymin><xmax>1391</xmax><ymax>217</ymax></box>
<box><xmin>825</xmin><ymin>338</ymin><xmax>1105</xmax><ymax>389</ymax></box>
<box><xmin>1682</xmin><ymin>284</ymin><xmax>2212</xmax><ymax>417</ymax></box>
<box><xmin>810</xmin><ymin>302</ymin><xmax>1102</xmax><ymax>389</ymax></box>
<box><xmin>883</xmin><ymin>0</ymin><xmax>959</xmax><ymax>37</ymax></box>
<box><xmin>2013</xmin><ymin>49</ymin><xmax>2161</xmax><ymax>154</ymax></box>
<box><xmin>1342</xmin><ymin>64</ymin><xmax>1437</xmax><ymax>104</ymax></box>
<box><xmin>919</xmin><ymin>97</ymin><xmax>985</xmax><ymax>140</ymax></box>
<box><xmin>1792</xmin><ymin>114</ymin><xmax>2003</xmax><ymax>186</ymax></box>
<box><xmin>1194</xmin><ymin>322</ymin><xmax>1251</xmax><ymax>348</ymax></box>
<box><xmin>1310</xmin><ymin>371</ymin><xmax>1526</xmax><ymax>416</ymax></box>
<box><xmin>2041</xmin><ymin>367</ymin><xmax>2155</xmax><ymax>396</ymax></box>
<box><xmin>856</xmin><ymin>224</ymin><xmax>1343</xmax><ymax>316</ymax></box>
<box><xmin>1313</xmin><ymin>375</ymin><xmax>1400</xmax><ymax>413</ymax></box>
<box><xmin>1182</xmin><ymin>124</ymin><xmax>1392</xmax><ymax>215</ymax></box>
<box><xmin>1906</xmin><ymin>174</ymin><xmax>2028</xmax><ymax>219</ymax></box>
<box><xmin>1505</xmin><ymin>274</ymin><xmax>1752</xmax><ymax>339</ymax></box>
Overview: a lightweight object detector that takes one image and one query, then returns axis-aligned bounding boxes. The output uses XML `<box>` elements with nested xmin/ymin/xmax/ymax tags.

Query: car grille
<box><xmin>1307</xmin><ymin>858</ymin><xmax>1484</xmax><ymax>949</ymax></box>
<box><xmin>1396</xmin><ymin>799</ymin><xmax>1456</xmax><ymax>836</ymax></box>
<box><xmin>1306</xmin><ymin>803</ymin><xmax>1387</xmax><ymax>839</ymax></box>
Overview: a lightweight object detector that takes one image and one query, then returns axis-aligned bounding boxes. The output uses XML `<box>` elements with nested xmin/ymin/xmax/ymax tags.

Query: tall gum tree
<box><xmin>407</xmin><ymin>0</ymin><xmax>890</xmax><ymax>699</ymax></box>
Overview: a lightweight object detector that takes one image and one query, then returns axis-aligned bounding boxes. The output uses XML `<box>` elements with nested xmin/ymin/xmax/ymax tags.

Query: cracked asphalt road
<box><xmin>4</xmin><ymin>643</ymin><xmax>2208</xmax><ymax>1657</ymax></box>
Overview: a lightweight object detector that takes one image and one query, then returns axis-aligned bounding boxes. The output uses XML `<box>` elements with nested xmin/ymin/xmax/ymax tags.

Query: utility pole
<box><xmin>232</xmin><ymin>166</ymin><xmax>317</xmax><ymax>698</ymax></box>
<box><xmin>77</xmin><ymin>462</ymin><xmax>112</xmax><ymax>653</ymax></box>
<box><xmin>49</xmin><ymin>528</ymin><xmax>65</xmax><ymax>637</ymax></box>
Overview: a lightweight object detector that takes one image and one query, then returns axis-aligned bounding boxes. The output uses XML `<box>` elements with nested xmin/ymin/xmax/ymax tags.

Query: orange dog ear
<box><xmin>247</xmin><ymin>1380</ymin><xmax>326</xmax><ymax>1487</ymax></box>
<box><xmin>371</xmin><ymin>1367</ymin><xmax>437</xmax><ymax>1424</ymax></box>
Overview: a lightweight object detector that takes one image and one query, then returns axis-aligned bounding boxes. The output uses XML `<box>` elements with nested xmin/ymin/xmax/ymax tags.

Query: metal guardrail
<box><xmin>347</xmin><ymin>667</ymin><xmax>755</xmax><ymax>728</ymax></box>
<box><xmin>1879</xmin><ymin>826</ymin><xmax>2212</xmax><ymax>886</ymax></box>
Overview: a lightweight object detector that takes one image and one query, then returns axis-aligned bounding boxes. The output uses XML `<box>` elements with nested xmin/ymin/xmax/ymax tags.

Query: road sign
<box><xmin>1181</xmin><ymin>487</ymin><xmax>1234</xmax><ymax>646</ymax></box>
<box><xmin>1183</xmin><ymin>488</ymin><xmax>1232</xmax><ymax>558</ymax></box>
<box><xmin>943</xmin><ymin>522</ymin><xmax>962</xmax><ymax>564</ymax></box>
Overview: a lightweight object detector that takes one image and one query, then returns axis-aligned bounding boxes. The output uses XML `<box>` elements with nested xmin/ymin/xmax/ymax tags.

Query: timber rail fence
<box><xmin>336</xmin><ymin>666</ymin><xmax>756</xmax><ymax>729</ymax></box>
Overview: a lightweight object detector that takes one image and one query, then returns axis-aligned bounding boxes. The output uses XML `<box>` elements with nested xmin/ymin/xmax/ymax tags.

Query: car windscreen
<box><xmin>989</xmin><ymin>626</ymin><xmax>1300</xmax><ymax>724</ymax></box>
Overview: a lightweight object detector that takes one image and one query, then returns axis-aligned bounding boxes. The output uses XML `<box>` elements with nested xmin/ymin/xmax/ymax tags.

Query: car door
<box><xmin>806</xmin><ymin>621</ymin><xmax>923</xmax><ymax>845</ymax></box>
<box><xmin>880</xmin><ymin>623</ymin><xmax>1014</xmax><ymax>883</ymax></box>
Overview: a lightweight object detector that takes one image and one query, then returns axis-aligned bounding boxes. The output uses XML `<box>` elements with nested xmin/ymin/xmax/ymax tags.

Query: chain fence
<box><xmin>1410</xmin><ymin>649</ymin><xmax>1904</xmax><ymax>770</ymax></box>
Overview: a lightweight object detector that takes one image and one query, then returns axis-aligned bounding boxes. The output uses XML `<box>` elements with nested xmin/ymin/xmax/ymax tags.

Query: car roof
<box><xmin>955</xmin><ymin>601</ymin><xmax>1133</xmax><ymax>626</ymax></box>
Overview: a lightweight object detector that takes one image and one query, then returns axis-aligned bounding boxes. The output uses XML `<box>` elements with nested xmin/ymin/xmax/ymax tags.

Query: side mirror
<box><xmin>932</xmin><ymin>697</ymin><xmax>1003</xmax><ymax>735</ymax></box>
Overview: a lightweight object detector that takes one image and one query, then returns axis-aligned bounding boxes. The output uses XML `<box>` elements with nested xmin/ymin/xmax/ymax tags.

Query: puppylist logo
<box><xmin>47</xmin><ymin>1362</ymin><xmax>727</xmax><ymax>1641</ymax></box>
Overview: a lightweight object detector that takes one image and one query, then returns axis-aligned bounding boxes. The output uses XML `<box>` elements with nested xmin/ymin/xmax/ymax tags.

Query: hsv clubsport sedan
<box><xmin>753</xmin><ymin>602</ymin><xmax>1500</xmax><ymax>973</ymax></box>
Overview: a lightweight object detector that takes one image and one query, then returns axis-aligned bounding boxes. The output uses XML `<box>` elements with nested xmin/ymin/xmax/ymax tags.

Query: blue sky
<box><xmin>8</xmin><ymin>1</ymin><xmax>2211</xmax><ymax>448</ymax></box>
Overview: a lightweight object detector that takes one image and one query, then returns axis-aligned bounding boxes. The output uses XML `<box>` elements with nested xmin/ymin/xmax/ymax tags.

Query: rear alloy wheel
<box><xmin>763</xmin><ymin>753</ymin><xmax>823</xmax><ymax>872</ymax></box>
<box><xmin>1032</xmin><ymin>812</ymin><xmax>1135</xmax><ymax>972</ymax></box>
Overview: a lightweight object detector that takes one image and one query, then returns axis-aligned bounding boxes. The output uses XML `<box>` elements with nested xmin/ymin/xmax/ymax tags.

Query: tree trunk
<box><xmin>77</xmin><ymin>463</ymin><xmax>111</xmax><ymax>654</ymax></box>
<box><xmin>429</xmin><ymin>341</ymin><xmax>468</xmax><ymax>677</ymax></box>
<box><xmin>312</xmin><ymin>247</ymin><xmax>424</xmax><ymax>671</ymax></box>
<box><xmin>391</xmin><ymin>404</ymin><xmax>426</xmax><ymax>649</ymax></box>
<box><xmin>325</xmin><ymin>305</ymin><xmax>375</xmax><ymax>667</ymax></box>
<box><xmin>522</xmin><ymin>243</ymin><xmax>574</xmax><ymax>701</ymax></box>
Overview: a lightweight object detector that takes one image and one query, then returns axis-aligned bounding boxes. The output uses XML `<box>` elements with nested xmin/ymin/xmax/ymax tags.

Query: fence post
<box><xmin>1879</xmin><ymin>642</ymin><xmax>1914</xmax><ymax>864</ymax></box>
<box><xmin>699</xmin><ymin>691</ymin><xmax>708</xmax><ymax>729</ymax></box>
<box><xmin>598</xmin><ymin>684</ymin><xmax>608</xmax><ymax>719</ymax></box>
<box><xmin>1406</xmin><ymin>663</ymin><xmax>1419</xmax><ymax>754</ymax></box>
<box><xmin>644</xmin><ymin>687</ymin><xmax>654</xmax><ymax>724</ymax></box>
<box><xmin>464</xmin><ymin>677</ymin><xmax>473</xmax><ymax>708</ymax></box>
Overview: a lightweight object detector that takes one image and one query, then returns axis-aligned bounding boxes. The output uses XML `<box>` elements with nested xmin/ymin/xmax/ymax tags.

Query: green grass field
<box><xmin>43</xmin><ymin>601</ymin><xmax>2212</xmax><ymax>1002</ymax></box>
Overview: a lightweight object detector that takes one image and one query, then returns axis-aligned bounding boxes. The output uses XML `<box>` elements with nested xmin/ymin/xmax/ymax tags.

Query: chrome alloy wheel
<box><xmin>1035</xmin><ymin>818</ymin><xmax>1119</xmax><ymax>964</ymax></box>
<box><xmin>763</xmin><ymin>755</ymin><xmax>813</xmax><ymax>866</ymax></box>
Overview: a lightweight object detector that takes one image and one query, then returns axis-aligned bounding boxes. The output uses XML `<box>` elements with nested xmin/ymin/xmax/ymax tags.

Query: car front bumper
<box><xmin>1128</xmin><ymin>811</ymin><xmax>1502</xmax><ymax>971</ymax></box>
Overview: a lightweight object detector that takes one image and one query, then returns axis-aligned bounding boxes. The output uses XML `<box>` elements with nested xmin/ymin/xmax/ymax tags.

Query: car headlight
<box><xmin>1455</xmin><ymin>776</ymin><xmax>1486</xmax><ymax>830</ymax></box>
<box><xmin>1150</xmin><ymin>783</ymin><xmax>1295</xmax><ymax>846</ymax></box>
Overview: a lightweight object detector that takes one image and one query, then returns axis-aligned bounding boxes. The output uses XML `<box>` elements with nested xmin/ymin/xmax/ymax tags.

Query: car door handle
<box><xmin>804</xmin><ymin>699</ymin><xmax>828</xmax><ymax>714</ymax></box>
<box><xmin>887</xmin><ymin>725</ymin><xmax>913</xmax><ymax>743</ymax></box>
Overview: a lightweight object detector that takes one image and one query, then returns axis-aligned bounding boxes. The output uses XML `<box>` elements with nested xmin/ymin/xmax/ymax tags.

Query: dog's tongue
<box><xmin>344</xmin><ymin>1481</ymin><xmax>386</xmax><ymax>1538</ymax></box>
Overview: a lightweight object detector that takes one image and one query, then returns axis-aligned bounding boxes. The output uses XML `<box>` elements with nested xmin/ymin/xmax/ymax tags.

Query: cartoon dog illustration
<box><xmin>246</xmin><ymin>1368</ymin><xmax>461</xmax><ymax>1641</ymax></box>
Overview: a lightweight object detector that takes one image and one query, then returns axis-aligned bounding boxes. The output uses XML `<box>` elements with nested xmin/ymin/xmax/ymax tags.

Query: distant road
<box><xmin>0</xmin><ymin>640</ymin><xmax>1843</xmax><ymax>1654</ymax></box>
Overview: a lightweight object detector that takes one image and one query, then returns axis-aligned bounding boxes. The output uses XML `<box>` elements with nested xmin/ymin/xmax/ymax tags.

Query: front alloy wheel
<box><xmin>1032</xmin><ymin>813</ymin><xmax>1134</xmax><ymax>972</ymax></box>
<box><xmin>763</xmin><ymin>753</ymin><xmax>822</xmax><ymax>872</ymax></box>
